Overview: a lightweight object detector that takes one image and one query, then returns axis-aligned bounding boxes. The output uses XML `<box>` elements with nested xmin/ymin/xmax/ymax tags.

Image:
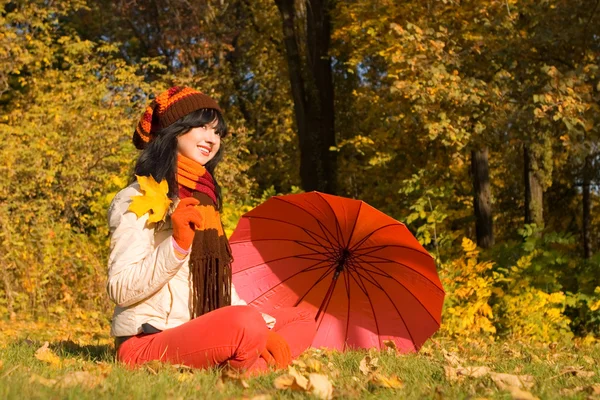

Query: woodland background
<box><xmin>1</xmin><ymin>0</ymin><xmax>599</xmax><ymax>344</ymax></box>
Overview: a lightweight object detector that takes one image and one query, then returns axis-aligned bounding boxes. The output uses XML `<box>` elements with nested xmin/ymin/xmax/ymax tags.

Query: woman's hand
<box><xmin>260</xmin><ymin>330</ymin><xmax>291</xmax><ymax>369</ymax></box>
<box><xmin>171</xmin><ymin>197</ymin><xmax>201</xmax><ymax>253</ymax></box>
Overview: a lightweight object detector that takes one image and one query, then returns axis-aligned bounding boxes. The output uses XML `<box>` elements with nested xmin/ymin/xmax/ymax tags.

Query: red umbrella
<box><xmin>230</xmin><ymin>192</ymin><xmax>445</xmax><ymax>352</ymax></box>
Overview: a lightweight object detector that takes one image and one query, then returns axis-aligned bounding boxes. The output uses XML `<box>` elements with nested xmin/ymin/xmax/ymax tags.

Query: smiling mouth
<box><xmin>198</xmin><ymin>146</ymin><xmax>211</xmax><ymax>156</ymax></box>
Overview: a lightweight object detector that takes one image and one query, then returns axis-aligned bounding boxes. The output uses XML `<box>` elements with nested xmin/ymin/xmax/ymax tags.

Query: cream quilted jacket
<box><xmin>106</xmin><ymin>182</ymin><xmax>274</xmax><ymax>337</ymax></box>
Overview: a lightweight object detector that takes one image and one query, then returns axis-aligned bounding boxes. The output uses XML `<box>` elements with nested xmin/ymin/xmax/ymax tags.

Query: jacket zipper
<box><xmin>165</xmin><ymin>283</ymin><xmax>173</xmax><ymax>325</ymax></box>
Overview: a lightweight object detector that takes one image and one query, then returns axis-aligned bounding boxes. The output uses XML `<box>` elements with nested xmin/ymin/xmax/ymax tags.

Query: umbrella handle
<box><xmin>315</xmin><ymin>268</ymin><xmax>342</xmax><ymax>322</ymax></box>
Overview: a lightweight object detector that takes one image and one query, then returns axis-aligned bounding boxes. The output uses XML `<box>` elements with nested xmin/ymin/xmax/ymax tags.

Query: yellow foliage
<box><xmin>440</xmin><ymin>238</ymin><xmax>496</xmax><ymax>340</ymax></box>
<box><xmin>441</xmin><ymin>238</ymin><xmax>575</xmax><ymax>343</ymax></box>
<box><xmin>499</xmin><ymin>288</ymin><xmax>572</xmax><ymax>343</ymax></box>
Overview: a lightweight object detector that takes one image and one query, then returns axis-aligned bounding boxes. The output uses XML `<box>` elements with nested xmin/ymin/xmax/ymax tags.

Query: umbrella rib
<box><xmin>354</xmin><ymin>244</ymin><xmax>432</xmax><ymax>259</ymax></box>
<box><xmin>230</xmin><ymin>237</ymin><xmax>336</xmax><ymax>258</ymax></box>
<box><xmin>345</xmin><ymin>201</ymin><xmax>363</xmax><ymax>249</ymax></box>
<box><xmin>351</xmin><ymin>253</ymin><xmax>444</xmax><ymax>293</ymax></box>
<box><xmin>349</xmin><ymin>223</ymin><xmax>419</xmax><ymax>254</ymax></box>
<box><xmin>229</xmin><ymin>237</ymin><xmax>321</xmax><ymax>248</ymax></box>
<box><xmin>342</xmin><ymin>268</ymin><xmax>351</xmax><ymax>352</ymax></box>
<box><xmin>349</xmin><ymin>257</ymin><xmax>442</xmax><ymax>327</ymax></box>
<box><xmin>272</xmin><ymin>197</ymin><xmax>343</xmax><ymax>249</ymax></box>
<box><xmin>293</xmin><ymin>261</ymin><xmax>338</xmax><ymax>306</ymax></box>
<box><xmin>232</xmin><ymin>252</ymin><xmax>328</xmax><ymax>275</ymax></box>
<box><xmin>237</xmin><ymin>215</ymin><xmax>330</xmax><ymax>245</ymax></box>
<box><xmin>346</xmin><ymin>267</ymin><xmax>382</xmax><ymax>349</ymax></box>
<box><xmin>246</xmin><ymin>260</ymin><xmax>334</xmax><ymax>304</ymax></box>
<box><xmin>315</xmin><ymin>192</ymin><xmax>345</xmax><ymax>247</ymax></box>
<box><xmin>347</xmin><ymin>260</ymin><xmax>418</xmax><ymax>351</ymax></box>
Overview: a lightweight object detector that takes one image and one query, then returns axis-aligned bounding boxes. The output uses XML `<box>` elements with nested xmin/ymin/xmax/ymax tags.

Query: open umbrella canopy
<box><xmin>230</xmin><ymin>192</ymin><xmax>445</xmax><ymax>352</ymax></box>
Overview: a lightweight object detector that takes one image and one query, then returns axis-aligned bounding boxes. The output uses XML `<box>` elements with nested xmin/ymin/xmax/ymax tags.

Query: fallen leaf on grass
<box><xmin>29</xmin><ymin>373</ymin><xmax>58</xmax><ymax>387</ymax></box>
<box><xmin>56</xmin><ymin>371</ymin><xmax>104</xmax><ymax>389</ymax></box>
<box><xmin>445</xmin><ymin>366</ymin><xmax>491</xmax><ymax>381</ymax></box>
<box><xmin>177</xmin><ymin>373</ymin><xmax>193</xmax><ymax>383</ymax></box>
<box><xmin>503</xmin><ymin>386</ymin><xmax>539</xmax><ymax>400</ymax></box>
<box><xmin>309</xmin><ymin>373</ymin><xmax>334</xmax><ymax>399</ymax></box>
<box><xmin>219</xmin><ymin>368</ymin><xmax>249</xmax><ymax>389</ymax></box>
<box><xmin>359</xmin><ymin>355</ymin><xmax>378</xmax><ymax>376</ymax></box>
<box><xmin>274</xmin><ymin>367</ymin><xmax>333</xmax><ymax>400</ymax></box>
<box><xmin>560</xmin><ymin>366</ymin><xmax>595</xmax><ymax>378</ymax></box>
<box><xmin>368</xmin><ymin>372</ymin><xmax>403</xmax><ymax>389</ymax></box>
<box><xmin>274</xmin><ymin>366</ymin><xmax>309</xmax><ymax>391</ymax></box>
<box><xmin>89</xmin><ymin>361</ymin><xmax>113</xmax><ymax>376</ymax></box>
<box><xmin>442</xmin><ymin>349</ymin><xmax>464</xmax><ymax>367</ymax></box>
<box><xmin>144</xmin><ymin>360</ymin><xmax>164</xmax><ymax>375</ymax></box>
<box><xmin>559</xmin><ymin>384</ymin><xmax>600</xmax><ymax>396</ymax></box>
<box><xmin>489</xmin><ymin>372</ymin><xmax>535</xmax><ymax>390</ymax></box>
<box><xmin>382</xmin><ymin>340</ymin><xmax>397</xmax><ymax>353</ymax></box>
<box><xmin>581</xmin><ymin>356</ymin><xmax>594</xmax><ymax>365</ymax></box>
<box><xmin>305</xmin><ymin>358</ymin><xmax>322</xmax><ymax>373</ymax></box>
<box><xmin>34</xmin><ymin>342</ymin><xmax>61</xmax><ymax>367</ymax></box>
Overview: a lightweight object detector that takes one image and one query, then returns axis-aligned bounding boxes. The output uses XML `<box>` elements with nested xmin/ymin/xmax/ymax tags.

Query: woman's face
<box><xmin>177</xmin><ymin>119</ymin><xmax>221</xmax><ymax>166</ymax></box>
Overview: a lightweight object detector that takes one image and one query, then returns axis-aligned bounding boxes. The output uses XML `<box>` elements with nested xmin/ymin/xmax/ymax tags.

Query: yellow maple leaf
<box><xmin>128</xmin><ymin>175</ymin><xmax>172</xmax><ymax>223</ymax></box>
<box><xmin>34</xmin><ymin>341</ymin><xmax>61</xmax><ymax>367</ymax></box>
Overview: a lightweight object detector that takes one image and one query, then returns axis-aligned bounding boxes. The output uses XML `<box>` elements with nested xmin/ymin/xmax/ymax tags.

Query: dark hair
<box><xmin>133</xmin><ymin>108</ymin><xmax>228</xmax><ymax>210</ymax></box>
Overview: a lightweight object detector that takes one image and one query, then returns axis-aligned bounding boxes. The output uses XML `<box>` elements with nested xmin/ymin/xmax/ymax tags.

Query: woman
<box><xmin>106</xmin><ymin>86</ymin><xmax>316</xmax><ymax>371</ymax></box>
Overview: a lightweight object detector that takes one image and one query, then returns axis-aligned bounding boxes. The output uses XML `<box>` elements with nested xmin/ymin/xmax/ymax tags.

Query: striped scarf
<box><xmin>176</xmin><ymin>154</ymin><xmax>232</xmax><ymax>318</ymax></box>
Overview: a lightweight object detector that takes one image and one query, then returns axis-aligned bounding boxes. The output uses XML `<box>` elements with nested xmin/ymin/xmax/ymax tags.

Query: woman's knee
<box><xmin>225</xmin><ymin>306</ymin><xmax>268</xmax><ymax>338</ymax></box>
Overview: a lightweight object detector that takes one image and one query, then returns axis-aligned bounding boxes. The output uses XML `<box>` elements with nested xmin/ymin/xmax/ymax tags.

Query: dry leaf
<box><xmin>56</xmin><ymin>371</ymin><xmax>104</xmax><ymax>389</ymax></box>
<box><xmin>419</xmin><ymin>346</ymin><xmax>434</xmax><ymax>357</ymax></box>
<box><xmin>288</xmin><ymin>366</ymin><xmax>309</xmax><ymax>390</ymax></box>
<box><xmin>560</xmin><ymin>366</ymin><xmax>595</xmax><ymax>378</ymax></box>
<box><xmin>92</xmin><ymin>361</ymin><xmax>113</xmax><ymax>376</ymax></box>
<box><xmin>29</xmin><ymin>373</ymin><xmax>57</xmax><ymax>387</ymax></box>
<box><xmin>359</xmin><ymin>355</ymin><xmax>379</xmax><ymax>376</ymax></box>
<box><xmin>292</xmin><ymin>359</ymin><xmax>307</xmax><ymax>370</ymax></box>
<box><xmin>308</xmin><ymin>373</ymin><xmax>334</xmax><ymax>400</ymax></box>
<box><xmin>445</xmin><ymin>366</ymin><xmax>491</xmax><ymax>381</ymax></box>
<box><xmin>383</xmin><ymin>340</ymin><xmax>398</xmax><ymax>353</ymax></box>
<box><xmin>220</xmin><ymin>368</ymin><xmax>249</xmax><ymax>389</ymax></box>
<box><xmin>489</xmin><ymin>372</ymin><xmax>535</xmax><ymax>390</ymax></box>
<box><xmin>369</xmin><ymin>372</ymin><xmax>403</xmax><ymax>389</ymax></box>
<box><xmin>34</xmin><ymin>342</ymin><xmax>61</xmax><ymax>367</ymax></box>
<box><xmin>144</xmin><ymin>360</ymin><xmax>164</xmax><ymax>375</ymax></box>
<box><xmin>274</xmin><ymin>366</ymin><xmax>309</xmax><ymax>392</ymax></box>
<box><xmin>442</xmin><ymin>349</ymin><xmax>464</xmax><ymax>367</ymax></box>
<box><xmin>305</xmin><ymin>358</ymin><xmax>322</xmax><ymax>373</ymax></box>
<box><xmin>581</xmin><ymin>356</ymin><xmax>594</xmax><ymax>365</ymax></box>
<box><xmin>273</xmin><ymin>374</ymin><xmax>295</xmax><ymax>390</ymax></box>
<box><xmin>128</xmin><ymin>175</ymin><xmax>172</xmax><ymax>223</ymax></box>
<box><xmin>504</xmin><ymin>386</ymin><xmax>539</xmax><ymax>400</ymax></box>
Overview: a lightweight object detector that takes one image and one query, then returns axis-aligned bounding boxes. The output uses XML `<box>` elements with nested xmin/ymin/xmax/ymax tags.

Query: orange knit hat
<box><xmin>133</xmin><ymin>86</ymin><xmax>222</xmax><ymax>150</ymax></box>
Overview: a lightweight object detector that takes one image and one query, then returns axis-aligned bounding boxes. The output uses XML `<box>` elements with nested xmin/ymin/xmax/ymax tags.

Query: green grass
<box><xmin>1</xmin><ymin>337</ymin><xmax>599</xmax><ymax>399</ymax></box>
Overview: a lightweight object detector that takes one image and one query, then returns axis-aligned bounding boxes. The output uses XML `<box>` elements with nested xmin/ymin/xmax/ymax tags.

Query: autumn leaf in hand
<box><xmin>128</xmin><ymin>175</ymin><xmax>172</xmax><ymax>223</ymax></box>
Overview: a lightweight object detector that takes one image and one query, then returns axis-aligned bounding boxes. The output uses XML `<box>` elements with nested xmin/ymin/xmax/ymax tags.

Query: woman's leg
<box><xmin>268</xmin><ymin>307</ymin><xmax>317</xmax><ymax>358</ymax></box>
<box><xmin>248</xmin><ymin>307</ymin><xmax>318</xmax><ymax>372</ymax></box>
<box><xmin>117</xmin><ymin>306</ymin><xmax>268</xmax><ymax>370</ymax></box>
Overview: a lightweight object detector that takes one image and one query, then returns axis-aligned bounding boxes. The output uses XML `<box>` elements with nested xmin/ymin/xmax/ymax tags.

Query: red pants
<box><xmin>117</xmin><ymin>306</ymin><xmax>316</xmax><ymax>371</ymax></box>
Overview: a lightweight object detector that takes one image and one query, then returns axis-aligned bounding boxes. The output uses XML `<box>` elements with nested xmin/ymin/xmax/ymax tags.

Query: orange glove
<box><xmin>171</xmin><ymin>197</ymin><xmax>201</xmax><ymax>250</ymax></box>
<box><xmin>260</xmin><ymin>330</ymin><xmax>291</xmax><ymax>369</ymax></box>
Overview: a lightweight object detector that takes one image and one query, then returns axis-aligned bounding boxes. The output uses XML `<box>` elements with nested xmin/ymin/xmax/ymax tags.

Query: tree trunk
<box><xmin>582</xmin><ymin>155</ymin><xmax>592</xmax><ymax>259</ymax></box>
<box><xmin>524</xmin><ymin>146</ymin><xmax>544</xmax><ymax>229</ymax></box>
<box><xmin>274</xmin><ymin>0</ymin><xmax>336</xmax><ymax>193</ymax></box>
<box><xmin>471</xmin><ymin>147</ymin><xmax>494</xmax><ymax>248</ymax></box>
